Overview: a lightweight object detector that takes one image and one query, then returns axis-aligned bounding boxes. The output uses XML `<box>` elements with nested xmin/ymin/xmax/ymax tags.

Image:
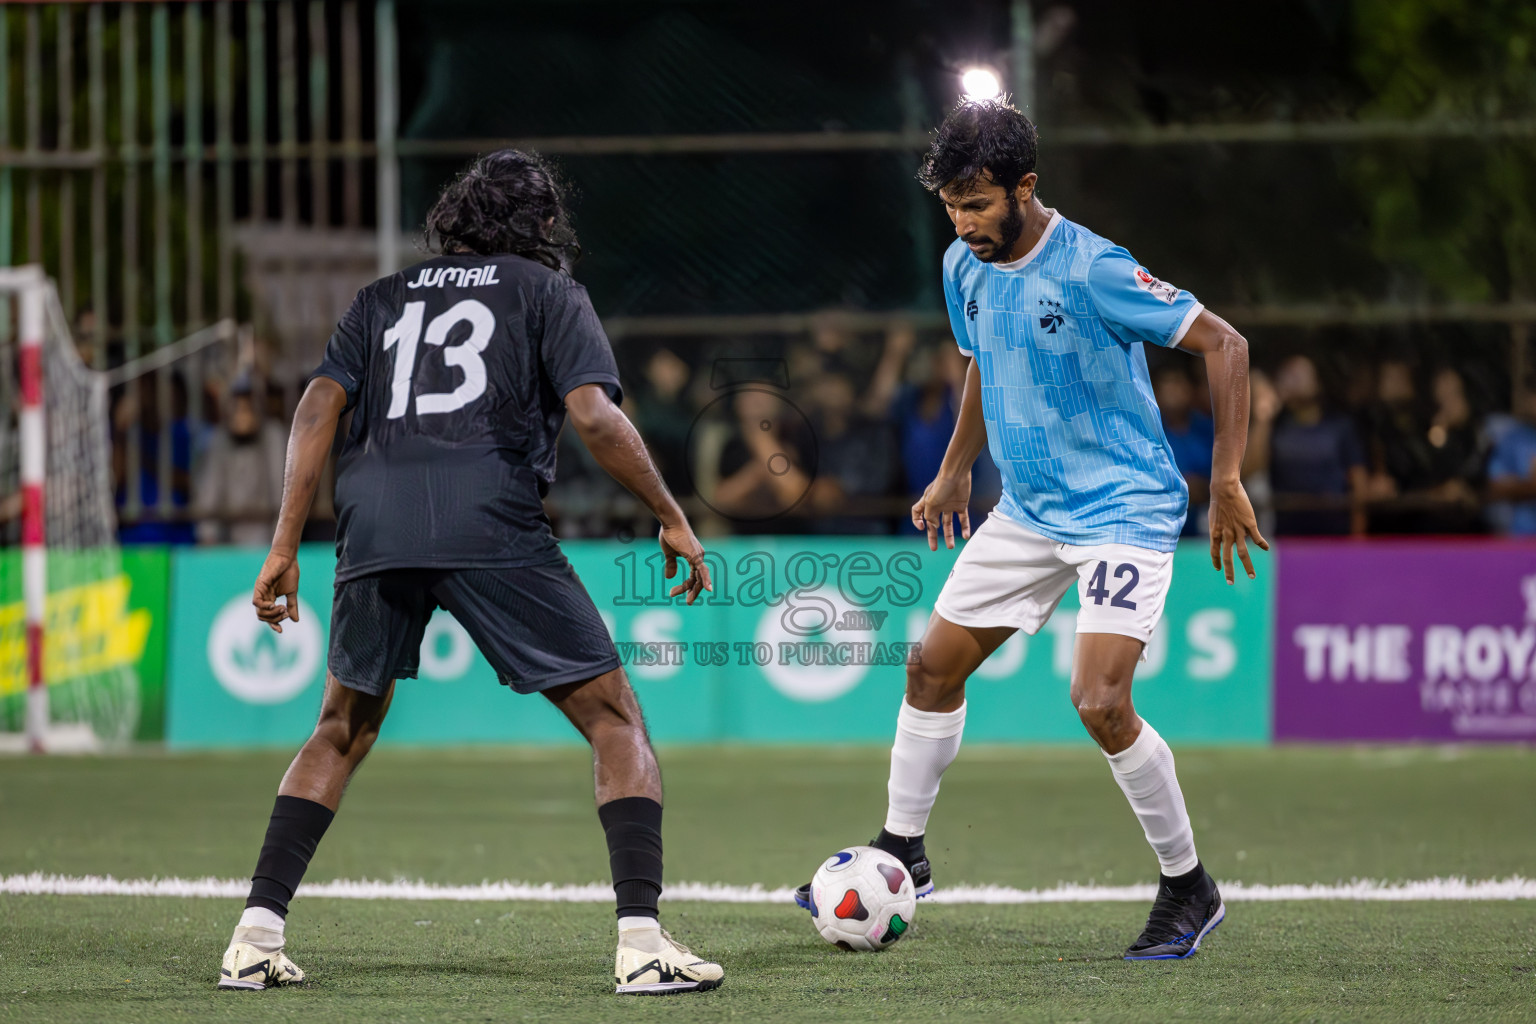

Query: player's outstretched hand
<box><xmin>253</xmin><ymin>548</ymin><xmax>300</xmax><ymax>633</ymax></box>
<box><xmin>1209</xmin><ymin>478</ymin><xmax>1269</xmax><ymax>584</ymax></box>
<box><xmin>912</xmin><ymin>473</ymin><xmax>973</xmax><ymax>551</ymax></box>
<box><xmin>660</xmin><ymin>522</ymin><xmax>714</xmax><ymax>606</ymax></box>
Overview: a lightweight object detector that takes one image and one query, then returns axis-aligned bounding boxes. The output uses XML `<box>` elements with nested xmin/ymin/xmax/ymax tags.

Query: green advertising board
<box><xmin>165</xmin><ymin>538</ymin><xmax>1272</xmax><ymax>748</ymax></box>
<box><xmin>0</xmin><ymin>546</ymin><xmax>169</xmax><ymax>741</ymax></box>
<box><xmin>120</xmin><ymin>548</ymin><xmax>171</xmax><ymax>741</ymax></box>
<box><xmin>166</xmin><ymin>546</ymin><xmax>576</xmax><ymax>748</ymax></box>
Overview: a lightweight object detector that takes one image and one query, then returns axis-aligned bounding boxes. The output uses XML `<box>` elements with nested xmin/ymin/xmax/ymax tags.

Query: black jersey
<box><xmin>312</xmin><ymin>253</ymin><xmax>621</xmax><ymax>582</ymax></box>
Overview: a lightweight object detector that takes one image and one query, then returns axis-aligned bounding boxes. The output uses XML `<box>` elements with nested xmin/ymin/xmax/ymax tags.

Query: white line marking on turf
<box><xmin>3</xmin><ymin>874</ymin><xmax>1533</xmax><ymax>902</ymax></box>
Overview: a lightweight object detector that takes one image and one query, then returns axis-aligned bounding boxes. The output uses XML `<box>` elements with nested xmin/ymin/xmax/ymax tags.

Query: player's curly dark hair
<box><xmin>425</xmin><ymin>149</ymin><xmax>580</xmax><ymax>272</ymax></box>
<box><xmin>918</xmin><ymin>99</ymin><xmax>1039</xmax><ymax>196</ymax></box>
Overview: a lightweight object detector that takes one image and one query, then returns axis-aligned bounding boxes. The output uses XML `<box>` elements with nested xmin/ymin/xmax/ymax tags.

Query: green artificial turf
<box><xmin>1</xmin><ymin>745</ymin><xmax>1533</xmax><ymax>1022</ymax></box>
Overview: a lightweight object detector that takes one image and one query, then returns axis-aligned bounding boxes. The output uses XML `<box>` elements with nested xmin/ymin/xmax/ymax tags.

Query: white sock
<box><xmin>884</xmin><ymin>699</ymin><xmax>966</xmax><ymax>838</ymax></box>
<box><xmin>617</xmin><ymin>915</ymin><xmax>664</xmax><ymax>951</ymax></box>
<box><xmin>1102</xmin><ymin>720</ymin><xmax>1199</xmax><ymax>877</ymax></box>
<box><xmin>617</xmin><ymin>915</ymin><xmax>660</xmax><ymax>934</ymax></box>
<box><xmin>232</xmin><ymin>906</ymin><xmax>286</xmax><ymax>953</ymax></box>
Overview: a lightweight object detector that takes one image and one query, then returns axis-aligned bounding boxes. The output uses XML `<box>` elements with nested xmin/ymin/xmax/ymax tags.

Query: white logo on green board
<box><xmin>207</xmin><ymin>593</ymin><xmax>322</xmax><ymax>704</ymax></box>
<box><xmin>756</xmin><ymin>597</ymin><xmax>870</xmax><ymax>702</ymax></box>
<box><xmin>420</xmin><ymin>612</ymin><xmax>474</xmax><ymax>680</ymax></box>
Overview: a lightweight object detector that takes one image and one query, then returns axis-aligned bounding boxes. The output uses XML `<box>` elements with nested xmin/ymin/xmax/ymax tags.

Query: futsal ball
<box><xmin>808</xmin><ymin>846</ymin><xmax>917</xmax><ymax>951</ymax></box>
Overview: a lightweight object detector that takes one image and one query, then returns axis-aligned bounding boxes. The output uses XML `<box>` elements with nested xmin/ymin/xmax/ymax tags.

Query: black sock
<box><xmin>597</xmin><ymin>796</ymin><xmax>663</xmax><ymax>920</ymax></box>
<box><xmin>1161</xmin><ymin>861</ymin><xmax>1206</xmax><ymax>893</ymax></box>
<box><xmin>874</xmin><ymin>829</ymin><xmax>926</xmax><ymax>862</ymax></box>
<box><xmin>245</xmin><ymin>795</ymin><xmax>335</xmax><ymax>918</ymax></box>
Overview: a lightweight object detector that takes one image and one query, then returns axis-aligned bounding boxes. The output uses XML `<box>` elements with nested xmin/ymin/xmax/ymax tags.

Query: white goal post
<box><xmin>0</xmin><ymin>266</ymin><xmax>235</xmax><ymax>752</ymax></box>
<box><xmin>6</xmin><ymin>268</ymin><xmax>50</xmax><ymax>750</ymax></box>
<box><xmin>0</xmin><ymin>266</ymin><xmax>122</xmax><ymax>752</ymax></box>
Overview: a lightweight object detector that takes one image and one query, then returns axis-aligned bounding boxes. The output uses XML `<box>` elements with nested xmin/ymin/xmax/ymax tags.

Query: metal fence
<box><xmin>4</xmin><ymin>0</ymin><xmax>1536</xmax><ymax>536</ymax></box>
<box><xmin>0</xmin><ymin>0</ymin><xmax>391</xmax><ymax>526</ymax></box>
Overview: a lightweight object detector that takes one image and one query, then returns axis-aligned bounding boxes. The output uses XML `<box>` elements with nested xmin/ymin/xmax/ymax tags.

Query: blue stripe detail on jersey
<box><xmin>943</xmin><ymin>214</ymin><xmax>1200</xmax><ymax>553</ymax></box>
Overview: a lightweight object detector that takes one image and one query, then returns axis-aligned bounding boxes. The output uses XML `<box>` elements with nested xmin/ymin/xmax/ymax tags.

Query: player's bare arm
<box><xmin>564</xmin><ymin>382</ymin><xmax>713</xmax><ymax>604</ymax></box>
<box><xmin>1176</xmin><ymin>309</ymin><xmax>1270</xmax><ymax>583</ymax></box>
<box><xmin>1488</xmin><ymin>468</ymin><xmax>1536</xmax><ymax>502</ymax></box>
<box><xmin>913</xmin><ymin>355</ymin><xmax>987</xmax><ymax>551</ymax></box>
<box><xmin>252</xmin><ymin>376</ymin><xmax>348</xmax><ymax>634</ymax></box>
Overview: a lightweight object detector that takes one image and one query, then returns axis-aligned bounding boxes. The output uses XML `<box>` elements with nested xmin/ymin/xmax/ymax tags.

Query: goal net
<box><xmin>0</xmin><ymin>267</ymin><xmax>140</xmax><ymax>752</ymax></box>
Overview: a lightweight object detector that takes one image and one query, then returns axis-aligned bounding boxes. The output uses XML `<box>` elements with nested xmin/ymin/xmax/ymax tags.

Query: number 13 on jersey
<box><xmin>382</xmin><ymin>299</ymin><xmax>496</xmax><ymax>418</ymax></box>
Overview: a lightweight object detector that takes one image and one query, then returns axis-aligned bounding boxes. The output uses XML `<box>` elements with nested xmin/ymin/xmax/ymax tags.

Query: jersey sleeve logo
<box><xmin>1133</xmin><ymin>266</ymin><xmax>1180</xmax><ymax>305</ymax></box>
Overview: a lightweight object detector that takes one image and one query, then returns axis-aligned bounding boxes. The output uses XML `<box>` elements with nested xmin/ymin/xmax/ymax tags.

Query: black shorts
<box><xmin>328</xmin><ymin>561</ymin><xmax>621</xmax><ymax>696</ymax></box>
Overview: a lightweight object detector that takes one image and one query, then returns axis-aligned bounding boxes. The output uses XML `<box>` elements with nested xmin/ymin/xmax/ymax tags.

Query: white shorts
<box><xmin>932</xmin><ymin>512</ymin><xmax>1174</xmax><ymax>649</ymax></box>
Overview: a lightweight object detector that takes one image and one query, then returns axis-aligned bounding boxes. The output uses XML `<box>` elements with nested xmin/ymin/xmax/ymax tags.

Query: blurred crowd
<box><xmin>109</xmin><ymin>369</ymin><xmax>293</xmax><ymax>547</ymax></box>
<box><xmin>559</xmin><ymin>320</ymin><xmax>1536</xmax><ymax>542</ymax></box>
<box><xmin>562</xmin><ymin>317</ymin><xmax>1006</xmax><ymax>539</ymax></box>
<box><xmin>1229</xmin><ymin>353</ymin><xmax>1536</xmax><ymax>539</ymax></box>
<box><xmin>98</xmin><ymin>319</ymin><xmax>1536</xmax><ymax>545</ymax></box>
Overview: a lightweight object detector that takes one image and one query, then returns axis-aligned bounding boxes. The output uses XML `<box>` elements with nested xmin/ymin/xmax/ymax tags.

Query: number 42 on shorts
<box><xmin>1085</xmin><ymin>561</ymin><xmax>1139</xmax><ymax>609</ymax></box>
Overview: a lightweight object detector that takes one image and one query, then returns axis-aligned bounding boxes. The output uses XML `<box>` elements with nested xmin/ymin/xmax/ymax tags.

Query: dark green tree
<box><xmin>1352</xmin><ymin>0</ymin><xmax>1536</xmax><ymax>303</ymax></box>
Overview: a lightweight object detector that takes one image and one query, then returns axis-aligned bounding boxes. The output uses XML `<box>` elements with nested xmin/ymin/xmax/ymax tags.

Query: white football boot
<box><xmin>217</xmin><ymin>926</ymin><xmax>306</xmax><ymax>990</ymax></box>
<box><xmin>613</xmin><ymin>925</ymin><xmax>723</xmax><ymax>995</ymax></box>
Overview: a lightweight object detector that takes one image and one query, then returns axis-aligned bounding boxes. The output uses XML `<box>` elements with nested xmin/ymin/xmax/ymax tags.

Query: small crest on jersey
<box><xmin>406</xmin><ymin>264</ymin><xmax>502</xmax><ymax>289</ymax></box>
<box><xmin>1037</xmin><ymin>297</ymin><xmax>1065</xmax><ymax>334</ymax></box>
<box><xmin>1133</xmin><ymin>266</ymin><xmax>1180</xmax><ymax>305</ymax></box>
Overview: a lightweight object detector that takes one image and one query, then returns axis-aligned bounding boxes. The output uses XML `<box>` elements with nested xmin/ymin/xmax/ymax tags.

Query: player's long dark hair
<box><xmin>425</xmin><ymin>149</ymin><xmax>580</xmax><ymax>272</ymax></box>
<box><xmin>918</xmin><ymin>99</ymin><xmax>1038</xmax><ymax>195</ymax></box>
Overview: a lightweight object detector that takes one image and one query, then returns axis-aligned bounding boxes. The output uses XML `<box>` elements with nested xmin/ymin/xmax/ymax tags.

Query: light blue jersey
<box><xmin>943</xmin><ymin>211</ymin><xmax>1205</xmax><ymax>553</ymax></box>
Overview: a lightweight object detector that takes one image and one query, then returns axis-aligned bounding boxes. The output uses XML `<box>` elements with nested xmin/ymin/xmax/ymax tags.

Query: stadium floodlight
<box><xmin>960</xmin><ymin>66</ymin><xmax>1002</xmax><ymax>101</ymax></box>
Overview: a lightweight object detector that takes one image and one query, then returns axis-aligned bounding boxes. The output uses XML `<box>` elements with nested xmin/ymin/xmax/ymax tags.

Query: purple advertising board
<box><xmin>1275</xmin><ymin>540</ymin><xmax>1536</xmax><ymax>741</ymax></box>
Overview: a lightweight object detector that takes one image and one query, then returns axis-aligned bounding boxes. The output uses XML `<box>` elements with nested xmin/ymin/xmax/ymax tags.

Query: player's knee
<box><xmin>586</xmin><ymin>693</ymin><xmax>644</xmax><ymax>737</ymax></box>
<box><xmin>565</xmin><ymin>671</ymin><xmax>648</xmax><ymax>738</ymax></box>
<box><xmin>1071</xmin><ymin>684</ymin><xmax>1135</xmax><ymax>742</ymax></box>
<box><xmin>312</xmin><ymin>703</ymin><xmax>386</xmax><ymax>761</ymax></box>
<box><xmin>905</xmin><ymin>657</ymin><xmax>964</xmax><ymax>711</ymax></box>
<box><xmin>1074</xmin><ymin>700</ymin><xmax>1128</xmax><ymax>737</ymax></box>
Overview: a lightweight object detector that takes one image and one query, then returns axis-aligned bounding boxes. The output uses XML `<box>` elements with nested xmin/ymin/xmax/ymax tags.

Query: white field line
<box><xmin>2</xmin><ymin>874</ymin><xmax>1533</xmax><ymax>903</ymax></box>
